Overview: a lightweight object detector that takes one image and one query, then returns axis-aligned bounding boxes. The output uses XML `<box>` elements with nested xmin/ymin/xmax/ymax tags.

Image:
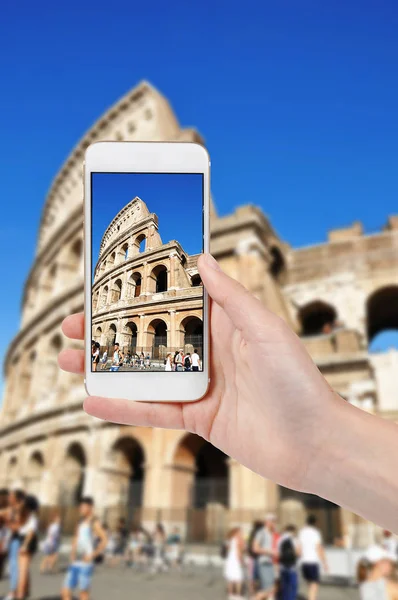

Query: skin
<box><xmin>61</xmin><ymin>504</ymin><xmax>107</xmax><ymax>600</ymax></box>
<box><xmin>366</xmin><ymin>561</ymin><xmax>398</xmax><ymax>599</ymax></box>
<box><xmin>59</xmin><ymin>253</ymin><xmax>398</xmax><ymax>534</ymax></box>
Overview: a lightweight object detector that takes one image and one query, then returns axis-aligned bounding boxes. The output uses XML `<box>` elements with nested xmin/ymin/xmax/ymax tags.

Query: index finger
<box><xmin>62</xmin><ymin>313</ymin><xmax>84</xmax><ymax>340</ymax></box>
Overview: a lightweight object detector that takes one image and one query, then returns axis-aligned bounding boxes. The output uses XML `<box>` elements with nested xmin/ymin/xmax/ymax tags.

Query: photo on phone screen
<box><xmin>91</xmin><ymin>172</ymin><xmax>204</xmax><ymax>373</ymax></box>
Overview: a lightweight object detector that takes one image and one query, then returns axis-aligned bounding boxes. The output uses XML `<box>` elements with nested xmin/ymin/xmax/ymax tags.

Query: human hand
<box><xmin>58</xmin><ymin>253</ymin><xmax>345</xmax><ymax>495</ymax></box>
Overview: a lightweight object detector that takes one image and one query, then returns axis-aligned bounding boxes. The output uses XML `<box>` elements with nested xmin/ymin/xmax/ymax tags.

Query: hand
<box><xmin>84</xmin><ymin>554</ymin><xmax>94</xmax><ymax>563</ymax></box>
<box><xmin>19</xmin><ymin>547</ymin><xmax>27</xmax><ymax>555</ymax></box>
<box><xmin>58</xmin><ymin>253</ymin><xmax>345</xmax><ymax>495</ymax></box>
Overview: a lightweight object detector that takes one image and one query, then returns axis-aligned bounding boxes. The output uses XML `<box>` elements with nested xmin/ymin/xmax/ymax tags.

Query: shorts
<box><xmin>44</xmin><ymin>541</ymin><xmax>59</xmax><ymax>556</ymax></box>
<box><xmin>258</xmin><ymin>562</ymin><xmax>275</xmax><ymax>591</ymax></box>
<box><xmin>301</xmin><ymin>563</ymin><xmax>320</xmax><ymax>583</ymax></box>
<box><xmin>64</xmin><ymin>563</ymin><xmax>94</xmax><ymax>591</ymax></box>
<box><xmin>192</xmin><ymin>366</ymin><xmax>199</xmax><ymax>371</ymax></box>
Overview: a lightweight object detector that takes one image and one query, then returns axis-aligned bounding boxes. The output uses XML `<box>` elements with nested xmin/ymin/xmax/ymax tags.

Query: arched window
<box><xmin>150</xmin><ymin>265</ymin><xmax>168</xmax><ymax>294</ymax></box>
<box><xmin>126</xmin><ymin>322</ymin><xmax>138</xmax><ymax>354</ymax></box>
<box><xmin>137</xmin><ymin>235</ymin><xmax>146</xmax><ymax>253</ymax></box>
<box><xmin>147</xmin><ymin>319</ymin><xmax>167</xmax><ymax>358</ymax></box>
<box><xmin>127</xmin><ymin>272</ymin><xmax>142</xmax><ymax>298</ymax></box>
<box><xmin>367</xmin><ymin>286</ymin><xmax>398</xmax><ymax>351</ymax></box>
<box><xmin>101</xmin><ymin>285</ymin><xmax>109</xmax><ymax>307</ymax></box>
<box><xmin>107</xmin><ymin>252</ymin><xmax>116</xmax><ymax>268</ymax></box>
<box><xmin>111</xmin><ymin>279</ymin><xmax>122</xmax><ymax>303</ymax></box>
<box><xmin>269</xmin><ymin>246</ymin><xmax>287</xmax><ymax>284</ymax></box>
<box><xmin>93</xmin><ymin>290</ymin><xmax>99</xmax><ymax>311</ymax></box>
<box><xmin>106</xmin><ymin>324</ymin><xmax>117</xmax><ymax>351</ymax></box>
<box><xmin>299</xmin><ymin>301</ymin><xmax>337</xmax><ymax>336</ymax></box>
<box><xmin>181</xmin><ymin>317</ymin><xmax>203</xmax><ymax>355</ymax></box>
<box><xmin>110</xmin><ymin>437</ymin><xmax>145</xmax><ymax>512</ymax></box>
<box><xmin>121</xmin><ymin>242</ymin><xmax>129</xmax><ymax>261</ymax></box>
<box><xmin>62</xmin><ymin>443</ymin><xmax>86</xmax><ymax>507</ymax></box>
<box><xmin>71</xmin><ymin>238</ymin><xmax>83</xmax><ymax>267</ymax></box>
<box><xmin>93</xmin><ymin>326</ymin><xmax>102</xmax><ymax>344</ymax></box>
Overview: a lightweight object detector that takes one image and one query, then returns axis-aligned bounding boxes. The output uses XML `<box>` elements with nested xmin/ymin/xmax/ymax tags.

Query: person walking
<box><xmin>151</xmin><ymin>523</ymin><xmax>167</xmax><ymax>574</ymax></box>
<box><xmin>278</xmin><ymin>525</ymin><xmax>300</xmax><ymax>600</ymax></box>
<box><xmin>247</xmin><ymin>521</ymin><xmax>263</xmax><ymax>596</ymax></box>
<box><xmin>183</xmin><ymin>353</ymin><xmax>192</xmax><ymax>371</ymax></box>
<box><xmin>0</xmin><ymin>489</ymin><xmax>9</xmax><ymax>581</ymax></box>
<box><xmin>1</xmin><ymin>489</ymin><xmax>26</xmax><ymax>600</ymax></box>
<box><xmin>61</xmin><ymin>497</ymin><xmax>107</xmax><ymax>600</ymax></box>
<box><xmin>359</xmin><ymin>545</ymin><xmax>398</xmax><ymax>599</ymax></box>
<box><xmin>100</xmin><ymin>350</ymin><xmax>108</xmax><ymax>370</ymax></box>
<box><xmin>298</xmin><ymin>515</ymin><xmax>327</xmax><ymax>600</ymax></box>
<box><xmin>16</xmin><ymin>495</ymin><xmax>39</xmax><ymax>600</ymax></box>
<box><xmin>40</xmin><ymin>510</ymin><xmax>61</xmax><ymax>574</ymax></box>
<box><xmin>91</xmin><ymin>343</ymin><xmax>100</xmax><ymax>372</ymax></box>
<box><xmin>174</xmin><ymin>350</ymin><xmax>184</xmax><ymax>372</ymax></box>
<box><xmin>252</xmin><ymin>514</ymin><xmax>277</xmax><ymax>599</ymax></box>
<box><xmin>109</xmin><ymin>343</ymin><xmax>121</xmax><ymax>372</ymax></box>
<box><xmin>224</xmin><ymin>527</ymin><xmax>244</xmax><ymax>599</ymax></box>
<box><xmin>191</xmin><ymin>348</ymin><xmax>201</xmax><ymax>371</ymax></box>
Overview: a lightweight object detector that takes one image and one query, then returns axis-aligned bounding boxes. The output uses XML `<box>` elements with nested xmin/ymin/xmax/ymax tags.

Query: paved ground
<box><xmin>0</xmin><ymin>558</ymin><xmax>361</xmax><ymax>600</ymax></box>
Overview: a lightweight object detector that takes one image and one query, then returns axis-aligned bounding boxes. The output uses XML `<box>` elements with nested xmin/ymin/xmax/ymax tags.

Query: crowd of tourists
<box><xmin>92</xmin><ymin>341</ymin><xmax>202</xmax><ymax>372</ymax></box>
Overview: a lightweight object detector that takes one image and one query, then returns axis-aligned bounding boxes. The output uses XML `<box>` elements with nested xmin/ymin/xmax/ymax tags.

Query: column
<box><xmin>141</xmin><ymin>261</ymin><xmax>149</xmax><ymax>296</ymax></box>
<box><xmin>137</xmin><ymin>315</ymin><xmax>146</xmax><ymax>350</ymax></box>
<box><xmin>168</xmin><ymin>253</ymin><xmax>177</xmax><ymax>290</ymax></box>
<box><xmin>168</xmin><ymin>310</ymin><xmax>177</xmax><ymax>349</ymax></box>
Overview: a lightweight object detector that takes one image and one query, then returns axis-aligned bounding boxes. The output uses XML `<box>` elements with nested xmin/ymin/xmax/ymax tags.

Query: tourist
<box><xmin>247</xmin><ymin>521</ymin><xmax>263</xmax><ymax>595</ymax></box>
<box><xmin>40</xmin><ymin>510</ymin><xmax>61</xmax><ymax>574</ymax></box>
<box><xmin>151</xmin><ymin>523</ymin><xmax>167</xmax><ymax>574</ymax></box>
<box><xmin>0</xmin><ymin>489</ymin><xmax>9</xmax><ymax>581</ymax></box>
<box><xmin>109</xmin><ymin>343</ymin><xmax>121</xmax><ymax>372</ymax></box>
<box><xmin>252</xmin><ymin>514</ymin><xmax>277</xmax><ymax>599</ymax></box>
<box><xmin>174</xmin><ymin>350</ymin><xmax>184</xmax><ymax>372</ymax></box>
<box><xmin>298</xmin><ymin>515</ymin><xmax>327</xmax><ymax>600</ymax></box>
<box><xmin>172</xmin><ymin>351</ymin><xmax>179</xmax><ymax>371</ymax></box>
<box><xmin>223</xmin><ymin>527</ymin><xmax>244</xmax><ymax>599</ymax></box>
<box><xmin>16</xmin><ymin>494</ymin><xmax>39</xmax><ymax>600</ymax></box>
<box><xmin>91</xmin><ymin>342</ymin><xmax>100</xmax><ymax>372</ymax></box>
<box><xmin>164</xmin><ymin>353</ymin><xmax>172</xmax><ymax>372</ymax></box>
<box><xmin>124</xmin><ymin>527</ymin><xmax>141</xmax><ymax>567</ymax></box>
<box><xmin>60</xmin><ymin>253</ymin><xmax>398</xmax><ymax>546</ymax></box>
<box><xmin>139</xmin><ymin>352</ymin><xmax>145</xmax><ymax>369</ymax></box>
<box><xmin>61</xmin><ymin>497</ymin><xmax>107</xmax><ymax>600</ymax></box>
<box><xmin>358</xmin><ymin>545</ymin><xmax>398</xmax><ymax>599</ymax></box>
<box><xmin>166</xmin><ymin>527</ymin><xmax>182</xmax><ymax>569</ymax></box>
<box><xmin>191</xmin><ymin>348</ymin><xmax>201</xmax><ymax>371</ymax></box>
<box><xmin>183</xmin><ymin>352</ymin><xmax>192</xmax><ymax>371</ymax></box>
<box><xmin>278</xmin><ymin>524</ymin><xmax>300</xmax><ymax>600</ymax></box>
<box><xmin>110</xmin><ymin>518</ymin><xmax>128</xmax><ymax>566</ymax></box>
<box><xmin>381</xmin><ymin>531</ymin><xmax>398</xmax><ymax>558</ymax></box>
<box><xmin>0</xmin><ymin>489</ymin><xmax>26</xmax><ymax>600</ymax></box>
<box><xmin>145</xmin><ymin>353</ymin><xmax>151</xmax><ymax>369</ymax></box>
<box><xmin>100</xmin><ymin>350</ymin><xmax>108</xmax><ymax>370</ymax></box>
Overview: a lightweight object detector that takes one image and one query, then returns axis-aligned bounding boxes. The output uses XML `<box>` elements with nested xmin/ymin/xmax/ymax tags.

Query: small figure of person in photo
<box><xmin>91</xmin><ymin>342</ymin><xmax>100</xmax><ymax>372</ymax></box>
<box><xmin>223</xmin><ymin>527</ymin><xmax>245</xmax><ymax>599</ymax></box>
<box><xmin>277</xmin><ymin>524</ymin><xmax>301</xmax><ymax>600</ymax></box>
<box><xmin>191</xmin><ymin>349</ymin><xmax>201</xmax><ymax>371</ymax></box>
<box><xmin>175</xmin><ymin>350</ymin><xmax>184</xmax><ymax>372</ymax></box>
<box><xmin>166</xmin><ymin>527</ymin><xmax>182</xmax><ymax>569</ymax></box>
<box><xmin>40</xmin><ymin>510</ymin><xmax>61</xmax><ymax>574</ymax></box>
<box><xmin>164</xmin><ymin>353</ymin><xmax>173</xmax><ymax>372</ymax></box>
<box><xmin>100</xmin><ymin>350</ymin><xmax>108</xmax><ymax>370</ymax></box>
<box><xmin>183</xmin><ymin>353</ymin><xmax>192</xmax><ymax>371</ymax></box>
<box><xmin>109</xmin><ymin>343</ymin><xmax>121</xmax><ymax>372</ymax></box>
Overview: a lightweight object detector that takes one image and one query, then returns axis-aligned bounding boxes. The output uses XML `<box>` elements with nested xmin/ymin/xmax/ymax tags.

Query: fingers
<box><xmin>58</xmin><ymin>349</ymin><xmax>84</xmax><ymax>374</ymax></box>
<box><xmin>84</xmin><ymin>396</ymin><xmax>185</xmax><ymax>430</ymax></box>
<box><xmin>198</xmin><ymin>254</ymin><xmax>278</xmax><ymax>337</ymax></box>
<box><xmin>62</xmin><ymin>313</ymin><xmax>84</xmax><ymax>340</ymax></box>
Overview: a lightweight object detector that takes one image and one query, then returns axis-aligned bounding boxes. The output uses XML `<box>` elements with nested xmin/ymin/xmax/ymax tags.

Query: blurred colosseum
<box><xmin>1</xmin><ymin>81</ymin><xmax>398</xmax><ymax>547</ymax></box>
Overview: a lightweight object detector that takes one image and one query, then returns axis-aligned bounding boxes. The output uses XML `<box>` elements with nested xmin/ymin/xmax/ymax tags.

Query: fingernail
<box><xmin>204</xmin><ymin>253</ymin><xmax>221</xmax><ymax>271</ymax></box>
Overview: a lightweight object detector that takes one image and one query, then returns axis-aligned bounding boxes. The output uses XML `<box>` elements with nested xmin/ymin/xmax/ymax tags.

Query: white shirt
<box><xmin>19</xmin><ymin>514</ymin><xmax>39</xmax><ymax>536</ymax></box>
<box><xmin>382</xmin><ymin>536</ymin><xmax>398</xmax><ymax>556</ymax></box>
<box><xmin>298</xmin><ymin>526</ymin><xmax>322</xmax><ymax>564</ymax></box>
<box><xmin>191</xmin><ymin>353</ymin><xmax>200</xmax><ymax>367</ymax></box>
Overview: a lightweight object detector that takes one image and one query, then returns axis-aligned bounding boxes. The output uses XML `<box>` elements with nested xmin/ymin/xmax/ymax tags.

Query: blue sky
<box><xmin>1</xmin><ymin>0</ymin><xmax>398</xmax><ymax>379</ymax></box>
<box><xmin>92</xmin><ymin>173</ymin><xmax>203</xmax><ymax>273</ymax></box>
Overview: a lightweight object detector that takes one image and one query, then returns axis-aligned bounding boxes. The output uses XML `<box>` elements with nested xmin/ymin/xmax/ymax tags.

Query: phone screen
<box><xmin>91</xmin><ymin>172</ymin><xmax>204</xmax><ymax>374</ymax></box>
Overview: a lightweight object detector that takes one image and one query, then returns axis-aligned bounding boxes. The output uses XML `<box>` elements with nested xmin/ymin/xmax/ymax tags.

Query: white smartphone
<box><xmin>84</xmin><ymin>141</ymin><xmax>210</xmax><ymax>402</ymax></box>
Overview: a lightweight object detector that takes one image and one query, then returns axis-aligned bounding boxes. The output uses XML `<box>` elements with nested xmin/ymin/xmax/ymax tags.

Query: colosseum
<box><xmin>92</xmin><ymin>195</ymin><xmax>203</xmax><ymax>366</ymax></box>
<box><xmin>1</xmin><ymin>80</ymin><xmax>398</xmax><ymax>547</ymax></box>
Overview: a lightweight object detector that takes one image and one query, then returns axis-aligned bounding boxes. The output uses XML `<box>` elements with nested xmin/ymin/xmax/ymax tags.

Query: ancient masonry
<box><xmin>92</xmin><ymin>196</ymin><xmax>203</xmax><ymax>359</ymax></box>
<box><xmin>1</xmin><ymin>81</ymin><xmax>398</xmax><ymax>546</ymax></box>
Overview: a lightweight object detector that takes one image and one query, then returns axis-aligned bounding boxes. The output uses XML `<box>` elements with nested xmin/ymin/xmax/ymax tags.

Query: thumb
<box><xmin>198</xmin><ymin>253</ymin><xmax>278</xmax><ymax>335</ymax></box>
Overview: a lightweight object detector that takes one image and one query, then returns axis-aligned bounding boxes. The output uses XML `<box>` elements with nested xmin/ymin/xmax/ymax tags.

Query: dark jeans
<box><xmin>280</xmin><ymin>568</ymin><xmax>298</xmax><ymax>600</ymax></box>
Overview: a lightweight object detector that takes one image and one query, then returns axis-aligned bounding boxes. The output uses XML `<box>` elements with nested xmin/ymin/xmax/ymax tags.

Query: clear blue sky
<box><xmin>1</xmin><ymin>0</ymin><xmax>398</xmax><ymax>378</ymax></box>
<box><xmin>92</xmin><ymin>173</ymin><xmax>203</xmax><ymax>274</ymax></box>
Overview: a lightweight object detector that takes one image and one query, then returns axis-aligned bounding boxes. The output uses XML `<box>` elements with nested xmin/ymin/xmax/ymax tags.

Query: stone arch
<box><xmin>125</xmin><ymin>322</ymin><xmax>138</xmax><ymax>353</ymax></box>
<box><xmin>6</xmin><ymin>456</ymin><xmax>20</xmax><ymax>487</ymax></box>
<box><xmin>279</xmin><ymin>486</ymin><xmax>341</xmax><ymax>545</ymax></box>
<box><xmin>92</xmin><ymin>289</ymin><xmax>99</xmax><ymax>312</ymax></box>
<box><xmin>93</xmin><ymin>325</ymin><xmax>102</xmax><ymax>344</ymax></box>
<box><xmin>269</xmin><ymin>246</ymin><xmax>287</xmax><ymax>284</ymax></box>
<box><xmin>107</xmin><ymin>436</ymin><xmax>146</xmax><ymax>524</ymax></box>
<box><xmin>127</xmin><ymin>272</ymin><xmax>142</xmax><ymax>299</ymax></box>
<box><xmin>47</xmin><ymin>333</ymin><xmax>63</xmax><ymax>389</ymax></box>
<box><xmin>133</xmin><ymin>233</ymin><xmax>146</xmax><ymax>254</ymax></box>
<box><xmin>107</xmin><ymin>251</ymin><xmax>116</xmax><ymax>268</ymax></box>
<box><xmin>61</xmin><ymin>442</ymin><xmax>86</xmax><ymax>507</ymax></box>
<box><xmin>110</xmin><ymin>278</ymin><xmax>122</xmax><ymax>303</ymax></box>
<box><xmin>179</xmin><ymin>316</ymin><xmax>203</xmax><ymax>356</ymax></box>
<box><xmin>367</xmin><ymin>286</ymin><xmax>398</xmax><ymax>346</ymax></box>
<box><xmin>147</xmin><ymin>318</ymin><xmax>168</xmax><ymax>358</ymax></box>
<box><xmin>106</xmin><ymin>323</ymin><xmax>117</xmax><ymax>351</ymax></box>
<box><xmin>170</xmin><ymin>433</ymin><xmax>229</xmax><ymax>514</ymax></box>
<box><xmin>26</xmin><ymin>450</ymin><xmax>45</xmax><ymax>496</ymax></box>
<box><xmin>19</xmin><ymin>348</ymin><xmax>36</xmax><ymax>401</ymax></box>
<box><xmin>70</xmin><ymin>238</ymin><xmax>83</xmax><ymax>269</ymax></box>
<box><xmin>100</xmin><ymin>285</ymin><xmax>109</xmax><ymax>307</ymax></box>
<box><xmin>299</xmin><ymin>300</ymin><xmax>337</xmax><ymax>336</ymax></box>
<box><xmin>148</xmin><ymin>264</ymin><xmax>168</xmax><ymax>294</ymax></box>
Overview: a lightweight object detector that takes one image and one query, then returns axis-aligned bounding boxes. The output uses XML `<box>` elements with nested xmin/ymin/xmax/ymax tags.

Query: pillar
<box><xmin>168</xmin><ymin>310</ymin><xmax>177</xmax><ymax>348</ymax></box>
<box><xmin>169</xmin><ymin>253</ymin><xmax>177</xmax><ymax>290</ymax></box>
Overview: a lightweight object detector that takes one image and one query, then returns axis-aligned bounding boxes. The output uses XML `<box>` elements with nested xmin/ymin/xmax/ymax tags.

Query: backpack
<box><xmin>279</xmin><ymin>537</ymin><xmax>297</xmax><ymax>568</ymax></box>
<box><xmin>184</xmin><ymin>356</ymin><xmax>191</xmax><ymax>368</ymax></box>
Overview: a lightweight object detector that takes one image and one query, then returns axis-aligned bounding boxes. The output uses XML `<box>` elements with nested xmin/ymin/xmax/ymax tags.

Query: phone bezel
<box><xmin>84</xmin><ymin>141</ymin><xmax>210</xmax><ymax>402</ymax></box>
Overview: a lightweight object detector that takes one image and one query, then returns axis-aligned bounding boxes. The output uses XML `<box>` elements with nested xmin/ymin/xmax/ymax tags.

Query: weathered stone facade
<box><xmin>92</xmin><ymin>196</ymin><xmax>203</xmax><ymax>359</ymax></box>
<box><xmin>1</xmin><ymin>81</ymin><xmax>398</xmax><ymax>546</ymax></box>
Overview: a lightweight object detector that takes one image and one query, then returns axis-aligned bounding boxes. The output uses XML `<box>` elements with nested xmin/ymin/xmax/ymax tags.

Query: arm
<box><xmin>317</xmin><ymin>543</ymin><xmax>328</xmax><ymax>572</ymax></box>
<box><xmin>92</xmin><ymin>520</ymin><xmax>107</xmax><ymax>559</ymax></box>
<box><xmin>70</xmin><ymin>530</ymin><xmax>78</xmax><ymax>562</ymax></box>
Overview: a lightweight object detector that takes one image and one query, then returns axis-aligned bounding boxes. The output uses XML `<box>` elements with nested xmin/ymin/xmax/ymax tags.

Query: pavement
<box><xmin>0</xmin><ymin>558</ymin><xmax>361</xmax><ymax>599</ymax></box>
